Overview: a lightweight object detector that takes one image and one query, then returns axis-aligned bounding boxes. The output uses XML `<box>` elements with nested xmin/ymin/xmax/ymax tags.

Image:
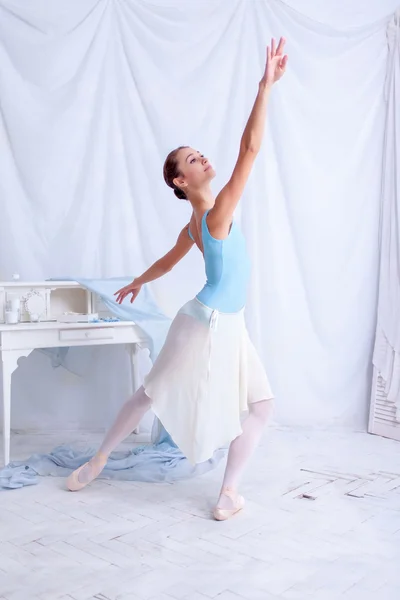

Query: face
<box><xmin>173</xmin><ymin>148</ymin><xmax>216</xmax><ymax>194</ymax></box>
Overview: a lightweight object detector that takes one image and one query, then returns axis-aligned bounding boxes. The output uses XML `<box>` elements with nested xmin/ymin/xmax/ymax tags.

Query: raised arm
<box><xmin>207</xmin><ymin>37</ymin><xmax>288</xmax><ymax>238</ymax></box>
<box><xmin>114</xmin><ymin>224</ymin><xmax>194</xmax><ymax>304</ymax></box>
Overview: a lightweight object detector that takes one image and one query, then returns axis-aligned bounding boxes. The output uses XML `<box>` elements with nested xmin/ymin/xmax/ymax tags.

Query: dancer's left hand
<box><xmin>260</xmin><ymin>37</ymin><xmax>288</xmax><ymax>88</ymax></box>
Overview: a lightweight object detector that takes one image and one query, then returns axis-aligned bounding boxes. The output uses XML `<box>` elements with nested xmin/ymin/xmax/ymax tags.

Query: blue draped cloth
<box><xmin>0</xmin><ymin>277</ymin><xmax>225</xmax><ymax>490</ymax></box>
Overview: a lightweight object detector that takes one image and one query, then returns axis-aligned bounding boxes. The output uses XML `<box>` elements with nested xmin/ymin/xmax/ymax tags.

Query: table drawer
<box><xmin>59</xmin><ymin>328</ymin><xmax>115</xmax><ymax>342</ymax></box>
<box><xmin>0</xmin><ymin>322</ymin><xmax>146</xmax><ymax>350</ymax></box>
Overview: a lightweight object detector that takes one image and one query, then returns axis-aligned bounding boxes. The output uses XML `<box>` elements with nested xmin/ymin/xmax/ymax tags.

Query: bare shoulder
<box><xmin>177</xmin><ymin>223</ymin><xmax>193</xmax><ymax>245</ymax></box>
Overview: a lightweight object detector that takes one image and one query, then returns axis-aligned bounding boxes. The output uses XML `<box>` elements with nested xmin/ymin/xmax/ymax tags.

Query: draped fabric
<box><xmin>373</xmin><ymin>10</ymin><xmax>400</xmax><ymax>418</ymax></box>
<box><xmin>0</xmin><ymin>0</ymin><xmax>399</xmax><ymax>437</ymax></box>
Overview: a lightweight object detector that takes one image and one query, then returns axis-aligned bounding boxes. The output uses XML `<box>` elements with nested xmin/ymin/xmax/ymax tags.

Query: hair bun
<box><xmin>174</xmin><ymin>187</ymin><xmax>187</xmax><ymax>200</ymax></box>
<box><xmin>163</xmin><ymin>146</ymin><xmax>189</xmax><ymax>201</ymax></box>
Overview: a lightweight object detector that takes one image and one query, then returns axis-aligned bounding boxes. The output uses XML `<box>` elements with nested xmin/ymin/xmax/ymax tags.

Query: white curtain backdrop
<box><xmin>373</xmin><ymin>10</ymin><xmax>400</xmax><ymax>417</ymax></box>
<box><xmin>0</xmin><ymin>0</ymin><xmax>399</xmax><ymax>434</ymax></box>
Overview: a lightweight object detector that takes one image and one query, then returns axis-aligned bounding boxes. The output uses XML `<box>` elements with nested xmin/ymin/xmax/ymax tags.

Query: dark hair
<box><xmin>163</xmin><ymin>146</ymin><xmax>188</xmax><ymax>200</ymax></box>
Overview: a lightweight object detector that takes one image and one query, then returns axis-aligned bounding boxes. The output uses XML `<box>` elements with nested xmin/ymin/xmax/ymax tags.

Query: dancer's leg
<box><xmin>76</xmin><ymin>386</ymin><xmax>152</xmax><ymax>484</ymax></box>
<box><xmin>217</xmin><ymin>399</ymin><xmax>272</xmax><ymax>509</ymax></box>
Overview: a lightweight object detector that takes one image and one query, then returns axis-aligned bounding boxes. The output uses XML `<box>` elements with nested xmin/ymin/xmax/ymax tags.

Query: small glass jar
<box><xmin>5</xmin><ymin>293</ymin><xmax>20</xmax><ymax>324</ymax></box>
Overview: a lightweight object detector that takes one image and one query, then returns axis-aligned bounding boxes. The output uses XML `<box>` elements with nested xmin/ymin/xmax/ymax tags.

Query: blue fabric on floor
<box><xmin>0</xmin><ymin>445</ymin><xmax>226</xmax><ymax>490</ymax></box>
<box><xmin>0</xmin><ymin>277</ymin><xmax>225</xmax><ymax>490</ymax></box>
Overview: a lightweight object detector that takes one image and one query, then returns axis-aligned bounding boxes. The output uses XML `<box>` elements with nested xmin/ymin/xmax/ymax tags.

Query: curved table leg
<box><xmin>1</xmin><ymin>349</ymin><xmax>33</xmax><ymax>466</ymax></box>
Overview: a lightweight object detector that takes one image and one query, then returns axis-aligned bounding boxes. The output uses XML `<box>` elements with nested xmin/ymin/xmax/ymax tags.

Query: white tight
<box><xmin>98</xmin><ymin>386</ymin><xmax>151</xmax><ymax>456</ymax></box>
<box><xmin>77</xmin><ymin>386</ymin><xmax>151</xmax><ymax>484</ymax></box>
<box><xmin>77</xmin><ymin>386</ymin><xmax>272</xmax><ymax>493</ymax></box>
<box><xmin>218</xmin><ymin>399</ymin><xmax>272</xmax><ymax>509</ymax></box>
<box><xmin>222</xmin><ymin>400</ymin><xmax>272</xmax><ymax>489</ymax></box>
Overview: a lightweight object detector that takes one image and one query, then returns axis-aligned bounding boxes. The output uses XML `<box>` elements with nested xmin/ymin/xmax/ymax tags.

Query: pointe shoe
<box><xmin>66</xmin><ymin>452</ymin><xmax>108</xmax><ymax>492</ymax></box>
<box><xmin>213</xmin><ymin>487</ymin><xmax>245</xmax><ymax>521</ymax></box>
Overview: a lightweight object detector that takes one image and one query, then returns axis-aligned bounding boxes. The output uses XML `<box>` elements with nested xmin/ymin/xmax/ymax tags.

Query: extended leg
<box><xmin>66</xmin><ymin>385</ymin><xmax>151</xmax><ymax>489</ymax></box>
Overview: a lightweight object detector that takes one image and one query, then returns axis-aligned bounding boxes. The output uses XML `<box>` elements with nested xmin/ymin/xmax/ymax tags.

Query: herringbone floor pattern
<box><xmin>1</xmin><ymin>428</ymin><xmax>399</xmax><ymax>600</ymax></box>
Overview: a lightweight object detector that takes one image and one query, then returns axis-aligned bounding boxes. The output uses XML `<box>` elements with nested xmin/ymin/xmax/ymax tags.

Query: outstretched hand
<box><xmin>114</xmin><ymin>280</ymin><xmax>142</xmax><ymax>304</ymax></box>
<box><xmin>260</xmin><ymin>37</ymin><xmax>288</xmax><ymax>88</ymax></box>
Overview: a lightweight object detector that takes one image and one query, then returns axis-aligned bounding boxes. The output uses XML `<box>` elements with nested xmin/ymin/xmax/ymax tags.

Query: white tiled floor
<box><xmin>0</xmin><ymin>427</ymin><xmax>399</xmax><ymax>600</ymax></box>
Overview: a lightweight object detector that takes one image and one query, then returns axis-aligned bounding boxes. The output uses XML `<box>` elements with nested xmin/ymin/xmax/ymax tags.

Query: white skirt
<box><xmin>144</xmin><ymin>298</ymin><xmax>273</xmax><ymax>464</ymax></box>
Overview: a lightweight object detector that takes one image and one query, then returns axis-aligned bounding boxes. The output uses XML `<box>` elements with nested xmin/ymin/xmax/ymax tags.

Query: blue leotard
<box><xmin>188</xmin><ymin>210</ymin><xmax>251</xmax><ymax>313</ymax></box>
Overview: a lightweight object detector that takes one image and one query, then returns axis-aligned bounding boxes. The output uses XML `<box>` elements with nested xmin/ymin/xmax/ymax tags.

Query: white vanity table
<box><xmin>0</xmin><ymin>281</ymin><xmax>149</xmax><ymax>466</ymax></box>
